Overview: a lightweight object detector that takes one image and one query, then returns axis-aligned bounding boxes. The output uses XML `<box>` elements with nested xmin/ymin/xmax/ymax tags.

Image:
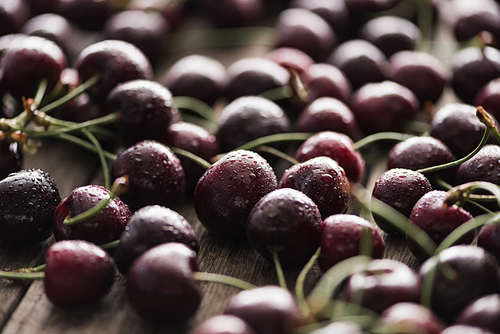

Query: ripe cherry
<box><xmin>0</xmin><ymin>140</ymin><xmax>22</xmax><ymax>180</ymax></box>
<box><xmin>454</xmin><ymin>294</ymin><xmax>500</xmax><ymax>332</ymax></box>
<box><xmin>44</xmin><ymin>240</ymin><xmax>116</xmax><ymax>307</ymax></box>
<box><xmin>380</xmin><ymin>302</ymin><xmax>446</xmax><ymax>334</ymax></box>
<box><xmin>477</xmin><ymin>223</ymin><xmax>500</xmax><ymax>262</ymax></box>
<box><xmin>266</xmin><ymin>47</ymin><xmax>314</xmax><ymax>74</ymax></box>
<box><xmin>474</xmin><ymin>78</ymin><xmax>500</xmax><ymax>120</ymax></box>
<box><xmin>188</xmin><ymin>315</ymin><xmax>258</xmax><ymax>334</ymax></box>
<box><xmin>301</xmin><ymin>63</ymin><xmax>352</xmax><ymax>104</ymax></box>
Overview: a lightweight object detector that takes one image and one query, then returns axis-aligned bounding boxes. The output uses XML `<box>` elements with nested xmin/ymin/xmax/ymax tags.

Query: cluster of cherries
<box><xmin>1</xmin><ymin>0</ymin><xmax>500</xmax><ymax>333</ymax></box>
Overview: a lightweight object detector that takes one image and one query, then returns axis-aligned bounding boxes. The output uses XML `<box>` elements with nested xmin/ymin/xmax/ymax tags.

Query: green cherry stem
<box><xmin>169</xmin><ymin>146</ymin><xmax>212</xmax><ymax>170</ymax></box>
<box><xmin>259</xmin><ymin>85</ymin><xmax>293</xmax><ymax>102</ymax></box>
<box><xmin>192</xmin><ymin>272</ymin><xmax>256</xmax><ymax>290</ymax></box>
<box><xmin>0</xmin><ymin>270</ymin><xmax>44</xmax><ymax>281</ymax></box>
<box><xmin>295</xmin><ymin>247</ymin><xmax>320</xmax><ymax>318</ymax></box>
<box><xmin>55</xmin><ymin>133</ymin><xmax>118</xmax><ymax>161</ymax></box>
<box><xmin>270</xmin><ymin>248</ymin><xmax>288</xmax><ymax>290</ymax></box>
<box><xmin>82</xmin><ymin>128</ymin><xmax>111</xmax><ymax>189</ymax></box>
<box><xmin>63</xmin><ymin>176</ymin><xmax>129</xmax><ymax>226</ymax></box>
<box><xmin>254</xmin><ymin>145</ymin><xmax>299</xmax><ymax>165</ymax></box>
<box><xmin>235</xmin><ymin>132</ymin><xmax>313</xmax><ymax>152</ymax></box>
<box><xmin>173</xmin><ymin>96</ymin><xmax>219</xmax><ymax>124</ymax></box>
<box><xmin>100</xmin><ymin>239</ymin><xmax>120</xmax><ymax>250</ymax></box>
<box><xmin>33</xmin><ymin>79</ymin><xmax>48</xmax><ymax>111</ymax></box>
<box><xmin>353</xmin><ymin>132</ymin><xmax>414</xmax><ymax>151</ymax></box>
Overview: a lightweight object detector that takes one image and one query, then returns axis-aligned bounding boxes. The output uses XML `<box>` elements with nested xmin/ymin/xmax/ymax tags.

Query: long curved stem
<box><xmin>82</xmin><ymin>129</ymin><xmax>110</xmax><ymax>189</ymax></box>
<box><xmin>192</xmin><ymin>272</ymin><xmax>256</xmax><ymax>290</ymax></box>
<box><xmin>295</xmin><ymin>248</ymin><xmax>320</xmax><ymax>318</ymax></box>
<box><xmin>271</xmin><ymin>249</ymin><xmax>287</xmax><ymax>290</ymax></box>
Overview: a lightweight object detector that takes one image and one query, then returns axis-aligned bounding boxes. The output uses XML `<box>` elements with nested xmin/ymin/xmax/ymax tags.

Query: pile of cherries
<box><xmin>2</xmin><ymin>0</ymin><xmax>500</xmax><ymax>333</ymax></box>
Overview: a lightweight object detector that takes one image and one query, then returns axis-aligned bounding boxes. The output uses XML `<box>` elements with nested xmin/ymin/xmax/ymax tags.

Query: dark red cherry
<box><xmin>52</xmin><ymin>185</ymin><xmax>131</xmax><ymax>245</ymax></box>
<box><xmin>0</xmin><ymin>140</ymin><xmax>22</xmax><ymax>180</ymax></box>
<box><xmin>223</xmin><ymin>57</ymin><xmax>290</xmax><ymax>102</ymax></box>
<box><xmin>103</xmin><ymin>10</ymin><xmax>169</xmax><ymax>62</ymax></box>
<box><xmin>216</xmin><ymin>96</ymin><xmax>291</xmax><ymax>153</ymax></box>
<box><xmin>225</xmin><ymin>286</ymin><xmax>302</xmax><ymax>334</ymax></box>
<box><xmin>340</xmin><ymin>259</ymin><xmax>421</xmax><ymax>314</ymax></box>
<box><xmin>160</xmin><ymin>121</ymin><xmax>218</xmax><ymax>193</ymax></box>
<box><xmin>294</xmin><ymin>97</ymin><xmax>360</xmax><ymax>140</ymax></box>
<box><xmin>301</xmin><ymin>63</ymin><xmax>352</xmax><ymax>104</ymax></box>
<box><xmin>115</xmin><ymin>205</ymin><xmax>199</xmax><ymax>274</ymax></box>
<box><xmin>430</xmin><ymin>103</ymin><xmax>498</xmax><ymax>159</ymax></box>
<box><xmin>0</xmin><ymin>169</ymin><xmax>60</xmax><ymax>245</ymax></box>
<box><xmin>194</xmin><ymin>150</ymin><xmax>277</xmax><ymax>239</ymax></box>
<box><xmin>474</xmin><ymin>78</ymin><xmax>500</xmax><ymax>120</ymax></box>
<box><xmin>387</xmin><ymin>136</ymin><xmax>456</xmax><ymax>184</ymax></box>
<box><xmin>349</xmin><ymin>81</ymin><xmax>419</xmax><ymax>135</ymax></box>
<box><xmin>407</xmin><ymin>190</ymin><xmax>475</xmax><ymax>261</ymax></box>
<box><xmin>477</xmin><ymin>223</ymin><xmax>500</xmax><ymax>263</ymax></box>
<box><xmin>457</xmin><ymin>145</ymin><xmax>500</xmax><ymax>185</ymax></box>
<box><xmin>0</xmin><ymin>0</ymin><xmax>28</xmax><ymax>36</ymax></box>
<box><xmin>309</xmin><ymin>321</ymin><xmax>363</xmax><ymax>334</ymax></box>
<box><xmin>56</xmin><ymin>0</ymin><xmax>114</xmax><ymax>31</ymax></box>
<box><xmin>160</xmin><ymin>54</ymin><xmax>226</xmax><ymax>106</ymax></box>
<box><xmin>266</xmin><ymin>47</ymin><xmax>314</xmax><ymax>74</ymax></box>
<box><xmin>127</xmin><ymin>0</ymin><xmax>185</xmax><ymax>29</ymax></box>
<box><xmin>454</xmin><ymin>294</ymin><xmax>500</xmax><ymax>332</ymax></box>
<box><xmin>195</xmin><ymin>0</ymin><xmax>264</xmax><ymax>28</ymax></box>
<box><xmin>372</xmin><ymin>168</ymin><xmax>433</xmax><ymax>235</ymax></box>
<box><xmin>188</xmin><ymin>315</ymin><xmax>258</xmax><ymax>334</ymax></box>
<box><xmin>27</xmin><ymin>0</ymin><xmax>59</xmax><ymax>15</ymax></box>
<box><xmin>295</xmin><ymin>131</ymin><xmax>365</xmax><ymax>183</ymax></box>
<box><xmin>275</xmin><ymin>8</ymin><xmax>337</xmax><ymax>62</ymax></box>
<box><xmin>110</xmin><ymin>140</ymin><xmax>186</xmax><ymax>212</ymax></box>
<box><xmin>380</xmin><ymin>302</ymin><xmax>446</xmax><ymax>334</ymax></box>
<box><xmin>106</xmin><ymin>79</ymin><xmax>178</xmax><ymax>145</ymax></box>
<box><xmin>328</xmin><ymin>39</ymin><xmax>388</xmax><ymax>90</ymax></box>
<box><xmin>279</xmin><ymin>156</ymin><xmax>351</xmax><ymax>219</ymax></box>
<box><xmin>75</xmin><ymin>40</ymin><xmax>154</xmax><ymax>104</ymax></box>
<box><xmin>389</xmin><ymin>50</ymin><xmax>449</xmax><ymax>105</ymax></box>
<box><xmin>246</xmin><ymin>188</ymin><xmax>322</xmax><ymax>269</ymax></box>
<box><xmin>44</xmin><ymin>240</ymin><xmax>116</xmax><ymax>308</ymax></box>
<box><xmin>452</xmin><ymin>46</ymin><xmax>500</xmax><ymax>105</ymax></box>
<box><xmin>318</xmin><ymin>214</ymin><xmax>385</xmax><ymax>272</ymax></box>
<box><xmin>343</xmin><ymin>0</ymin><xmax>403</xmax><ymax>13</ymax></box>
<box><xmin>419</xmin><ymin>245</ymin><xmax>500</xmax><ymax>322</ymax></box>
<box><xmin>360</xmin><ymin>16</ymin><xmax>421</xmax><ymax>58</ymax></box>
<box><xmin>453</xmin><ymin>0</ymin><xmax>500</xmax><ymax>42</ymax></box>
<box><xmin>441</xmin><ymin>325</ymin><xmax>496</xmax><ymax>334</ymax></box>
<box><xmin>126</xmin><ymin>242</ymin><xmax>201</xmax><ymax>323</ymax></box>
<box><xmin>0</xmin><ymin>35</ymin><xmax>67</xmax><ymax>100</ymax></box>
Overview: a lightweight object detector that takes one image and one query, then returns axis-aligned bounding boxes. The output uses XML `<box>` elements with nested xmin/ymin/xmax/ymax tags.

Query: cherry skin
<box><xmin>0</xmin><ymin>0</ymin><xmax>28</xmax><ymax>36</ymax></box>
<box><xmin>279</xmin><ymin>156</ymin><xmax>351</xmax><ymax>219</ymax></box>
<box><xmin>126</xmin><ymin>0</ymin><xmax>185</xmax><ymax>30</ymax></box>
<box><xmin>309</xmin><ymin>321</ymin><xmax>363</xmax><ymax>334</ymax></box>
<box><xmin>441</xmin><ymin>325</ymin><xmax>496</xmax><ymax>334</ymax></box>
<box><xmin>294</xmin><ymin>131</ymin><xmax>365</xmax><ymax>183</ymax></box>
<box><xmin>56</xmin><ymin>0</ymin><xmax>114</xmax><ymax>31</ymax></box>
<box><xmin>454</xmin><ymin>294</ymin><xmax>500</xmax><ymax>332</ymax></box>
<box><xmin>160</xmin><ymin>54</ymin><xmax>226</xmax><ymax>106</ymax></box>
<box><xmin>188</xmin><ymin>315</ymin><xmax>258</xmax><ymax>334</ymax></box>
<box><xmin>126</xmin><ymin>242</ymin><xmax>201</xmax><ymax>323</ymax></box>
<box><xmin>318</xmin><ymin>214</ymin><xmax>385</xmax><ymax>272</ymax></box>
<box><xmin>380</xmin><ymin>302</ymin><xmax>446</xmax><ymax>334</ymax></box>
<box><xmin>52</xmin><ymin>185</ymin><xmax>131</xmax><ymax>245</ymax></box>
<box><xmin>194</xmin><ymin>150</ymin><xmax>277</xmax><ymax>239</ymax></box>
<box><xmin>225</xmin><ymin>286</ymin><xmax>302</xmax><ymax>334</ymax></box>
<box><xmin>457</xmin><ymin>145</ymin><xmax>500</xmax><ymax>186</ymax></box>
<box><xmin>301</xmin><ymin>63</ymin><xmax>352</xmax><ymax>104</ymax></box>
<box><xmin>246</xmin><ymin>188</ymin><xmax>322</xmax><ymax>269</ymax></box>
<box><xmin>453</xmin><ymin>0</ymin><xmax>500</xmax><ymax>42</ymax></box>
<box><xmin>44</xmin><ymin>240</ymin><xmax>116</xmax><ymax>308</ymax></box>
<box><xmin>223</xmin><ymin>57</ymin><xmax>290</xmax><ymax>102</ymax></box>
<box><xmin>343</xmin><ymin>0</ymin><xmax>403</xmax><ymax>13</ymax></box>
<box><xmin>0</xmin><ymin>140</ymin><xmax>22</xmax><ymax>180</ymax></box>
<box><xmin>266</xmin><ymin>47</ymin><xmax>315</xmax><ymax>74</ymax></box>
<box><xmin>115</xmin><ymin>205</ymin><xmax>199</xmax><ymax>274</ymax></box>
<box><xmin>474</xmin><ymin>78</ymin><xmax>500</xmax><ymax>121</ymax></box>
<box><xmin>110</xmin><ymin>140</ymin><xmax>186</xmax><ymax>212</ymax></box>
<box><xmin>75</xmin><ymin>40</ymin><xmax>153</xmax><ymax>104</ymax></box>
<box><xmin>419</xmin><ymin>245</ymin><xmax>500</xmax><ymax>323</ymax></box>
<box><xmin>216</xmin><ymin>96</ymin><xmax>291</xmax><ymax>153</ymax></box>
<box><xmin>106</xmin><ymin>79</ymin><xmax>178</xmax><ymax>145</ymax></box>
<box><xmin>196</xmin><ymin>0</ymin><xmax>264</xmax><ymax>28</ymax></box>
<box><xmin>0</xmin><ymin>169</ymin><xmax>60</xmax><ymax>245</ymax></box>
<box><xmin>372</xmin><ymin>168</ymin><xmax>433</xmax><ymax>235</ymax></box>
<box><xmin>477</xmin><ymin>223</ymin><xmax>500</xmax><ymax>263</ymax></box>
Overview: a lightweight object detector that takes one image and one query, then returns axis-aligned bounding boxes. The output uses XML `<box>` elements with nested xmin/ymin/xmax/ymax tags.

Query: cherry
<box><xmin>0</xmin><ymin>140</ymin><xmax>22</xmax><ymax>180</ymax></box>
<box><xmin>452</xmin><ymin>0</ymin><xmax>500</xmax><ymax>42</ymax></box>
<box><xmin>115</xmin><ymin>204</ymin><xmax>199</xmax><ymax>274</ymax></box>
<box><xmin>408</xmin><ymin>190</ymin><xmax>475</xmax><ymax>261</ymax></box>
<box><xmin>126</xmin><ymin>242</ymin><xmax>201</xmax><ymax>323</ymax></box>
<box><xmin>372</xmin><ymin>168</ymin><xmax>433</xmax><ymax>235</ymax></box>
<box><xmin>0</xmin><ymin>35</ymin><xmax>67</xmax><ymax>100</ymax></box>
<box><xmin>194</xmin><ymin>150</ymin><xmax>277</xmax><ymax>239</ymax></box>
<box><xmin>380</xmin><ymin>302</ymin><xmax>446</xmax><ymax>334</ymax></box>
<box><xmin>27</xmin><ymin>0</ymin><xmax>59</xmax><ymax>15</ymax></box>
<box><xmin>456</xmin><ymin>145</ymin><xmax>500</xmax><ymax>186</ymax></box>
<box><xmin>339</xmin><ymin>259</ymin><xmax>421</xmax><ymax>314</ymax></box>
<box><xmin>160</xmin><ymin>54</ymin><xmax>226</xmax><ymax>106</ymax></box>
<box><xmin>274</xmin><ymin>8</ymin><xmax>337</xmax><ymax>62</ymax></box>
<box><xmin>308</xmin><ymin>321</ymin><xmax>363</xmax><ymax>334</ymax></box>
<box><xmin>195</xmin><ymin>0</ymin><xmax>264</xmax><ymax>28</ymax></box>
<box><xmin>246</xmin><ymin>188</ymin><xmax>322</xmax><ymax>269</ymax></box>
<box><xmin>301</xmin><ymin>63</ymin><xmax>352</xmax><ymax>104</ymax></box>
<box><xmin>278</xmin><ymin>156</ymin><xmax>351</xmax><ymax>219</ymax></box>
<box><xmin>474</xmin><ymin>78</ymin><xmax>500</xmax><ymax>121</ymax></box>
<box><xmin>106</xmin><ymin>79</ymin><xmax>178</xmax><ymax>145</ymax></box>
<box><xmin>359</xmin><ymin>16</ymin><xmax>421</xmax><ymax>58</ymax></box>
<box><xmin>452</xmin><ymin>46</ymin><xmax>500</xmax><ymax>105</ymax></box>
<box><xmin>454</xmin><ymin>294</ymin><xmax>500</xmax><ymax>332</ymax></box>
<box><xmin>56</xmin><ymin>0</ymin><xmax>114</xmax><ymax>31</ymax></box>
<box><xmin>110</xmin><ymin>140</ymin><xmax>186</xmax><ymax>212</ymax></box>
<box><xmin>188</xmin><ymin>315</ymin><xmax>258</xmax><ymax>334</ymax></box>
<box><xmin>419</xmin><ymin>245</ymin><xmax>500</xmax><ymax>322</ymax></box>
<box><xmin>328</xmin><ymin>39</ymin><xmax>389</xmax><ymax>90</ymax></box>
<box><xmin>0</xmin><ymin>169</ymin><xmax>60</xmax><ymax>245</ymax></box>
<box><xmin>266</xmin><ymin>47</ymin><xmax>314</xmax><ymax>74</ymax></box>
<box><xmin>294</xmin><ymin>97</ymin><xmax>360</xmax><ymax>140</ymax></box>
<box><xmin>223</xmin><ymin>57</ymin><xmax>290</xmax><ymax>102</ymax></box>
<box><xmin>103</xmin><ymin>10</ymin><xmax>170</xmax><ymax>63</ymax></box>
<box><xmin>387</xmin><ymin>136</ymin><xmax>457</xmax><ymax>184</ymax></box>
<box><xmin>389</xmin><ymin>50</ymin><xmax>449</xmax><ymax>105</ymax></box>
<box><xmin>477</xmin><ymin>223</ymin><xmax>500</xmax><ymax>262</ymax></box>
<box><xmin>44</xmin><ymin>240</ymin><xmax>116</xmax><ymax>308</ymax></box>
<box><xmin>216</xmin><ymin>96</ymin><xmax>291</xmax><ymax>153</ymax></box>
<box><xmin>343</xmin><ymin>0</ymin><xmax>403</xmax><ymax>13</ymax></box>
<box><xmin>295</xmin><ymin>131</ymin><xmax>365</xmax><ymax>183</ymax></box>
<box><xmin>0</xmin><ymin>0</ymin><xmax>28</xmax><ymax>36</ymax></box>
<box><xmin>75</xmin><ymin>39</ymin><xmax>154</xmax><ymax>104</ymax></box>
<box><xmin>318</xmin><ymin>214</ymin><xmax>385</xmax><ymax>272</ymax></box>
<box><xmin>127</xmin><ymin>0</ymin><xmax>185</xmax><ymax>30</ymax></box>
<box><xmin>225</xmin><ymin>285</ymin><xmax>302</xmax><ymax>334</ymax></box>
<box><xmin>52</xmin><ymin>185</ymin><xmax>131</xmax><ymax>245</ymax></box>
<box><xmin>430</xmin><ymin>103</ymin><xmax>498</xmax><ymax>159</ymax></box>
<box><xmin>441</xmin><ymin>325</ymin><xmax>496</xmax><ymax>334</ymax></box>
<box><xmin>160</xmin><ymin>121</ymin><xmax>218</xmax><ymax>193</ymax></box>
<box><xmin>349</xmin><ymin>81</ymin><xmax>419</xmax><ymax>135</ymax></box>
